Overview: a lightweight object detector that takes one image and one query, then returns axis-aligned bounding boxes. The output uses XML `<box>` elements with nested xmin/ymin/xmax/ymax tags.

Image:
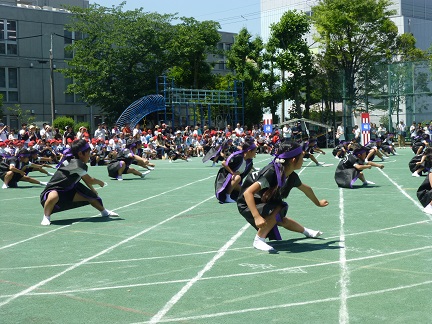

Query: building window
<box><xmin>64</xmin><ymin>77</ymin><xmax>82</xmax><ymax>103</ymax></box>
<box><xmin>0</xmin><ymin>67</ymin><xmax>18</xmax><ymax>102</ymax></box>
<box><xmin>64</xmin><ymin>29</ymin><xmax>83</xmax><ymax>59</ymax></box>
<box><xmin>0</xmin><ymin>19</ymin><xmax>17</xmax><ymax>55</ymax></box>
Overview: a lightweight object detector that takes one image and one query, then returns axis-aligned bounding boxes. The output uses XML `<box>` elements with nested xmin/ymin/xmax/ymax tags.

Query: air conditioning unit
<box><xmin>31</xmin><ymin>109</ymin><xmax>35</xmax><ymax>114</ymax></box>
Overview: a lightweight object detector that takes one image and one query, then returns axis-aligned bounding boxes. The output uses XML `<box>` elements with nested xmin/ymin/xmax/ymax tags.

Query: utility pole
<box><xmin>49</xmin><ymin>33</ymin><xmax>56</xmax><ymax>125</ymax></box>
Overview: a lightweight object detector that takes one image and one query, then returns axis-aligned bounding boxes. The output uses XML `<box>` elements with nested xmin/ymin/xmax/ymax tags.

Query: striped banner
<box><xmin>361</xmin><ymin>113</ymin><xmax>370</xmax><ymax>145</ymax></box>
<box><xmin>263</xmin><ymin>113</ymin><xmax>273</xmax><ymax>135</ymax></box>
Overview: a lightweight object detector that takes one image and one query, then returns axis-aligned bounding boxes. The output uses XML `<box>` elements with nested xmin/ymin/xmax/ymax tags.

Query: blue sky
<box><xmin>89</xmin><ymin>0</ymin><xmax>261</xmax><ymax>36</ymax></box>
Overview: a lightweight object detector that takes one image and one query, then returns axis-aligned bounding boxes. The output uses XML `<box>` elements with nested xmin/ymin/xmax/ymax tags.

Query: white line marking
<box><xmin>136</xmin><ymin>281</ymin><xmax>432</xmax><ymax>323</ymax></box>
<box><xmin>338</xmin><ymin>188</ymin><xmax>349</xmax><ymax>324</ymax></box>
<box><xmin>148</xmin><ymin>224</ymin><xmax>250</xmax><ymax>324</ymax></box>
<box><xmin>3</xmin><ymin>245</ymin><xmax>429</xmax><ymax>298</ymax></box>
<box><xmin>0</xmin><ymin>175</ymin><xmax>215</xmax><ymax>251</ymax></box>
<box><xmin>0</xmin><ymin>195</ymin><xmax>215</xmax><ymax>308</ymax></box>
<box><xmin>0</xmin><ymin>195</ymin><xmax>39</xmax><ymax>201</ymax></box>
<box><xmin>378</xmin><ymin>168</ymin><xmax>431</xmax><ymax>220</ymax></box>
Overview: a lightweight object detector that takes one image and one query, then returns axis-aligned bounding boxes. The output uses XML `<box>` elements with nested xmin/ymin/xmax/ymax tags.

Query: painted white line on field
<box><xmin>137</xmin><ymin>280</ymin><xmax>432</xmax><ymax>323</ymax></box>
<box><xmin>0</xmin><ymin>195</ymin><xmax>215</xmax><ymax>308</ymax></box>
<box><xmin>338</xmin><ymin>188</ymin><xmax>349</xmax><ymax>324</ymax></box>
<box><xmin>0</xmin><ymin>195</ymin><xmax>39</xmax><ymax>201</ymax></box>
<box><xmin>0</xmin><ymin>175</ymin><xmax>214</xmax><ymax>251</ymax></box>
<box><xmin>148</xmin><ymin>223</ymin><xmax>250</xmax><ymax>324</ymax></box>
<box><xmin>2</xmin><ymin>245</ymin><xmax>430</xmax><ymax>299</ymax></box>
<box><xmin>378</xmin><ymin>168</ymin><xmax>432</xmax><ymax>221</ymax></box>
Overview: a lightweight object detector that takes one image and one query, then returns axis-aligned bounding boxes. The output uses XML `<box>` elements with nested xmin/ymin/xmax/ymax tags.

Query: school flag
<box><xmin>361</xmin><ymin>113</ymin><xmax>370</xmax><ymax>145</ymax></box>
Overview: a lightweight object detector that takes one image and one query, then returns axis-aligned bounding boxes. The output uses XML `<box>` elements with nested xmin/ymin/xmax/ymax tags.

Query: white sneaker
<box><xmin>412</xmin><ymin>172</ymin><xmax>420</xmax><ymax>177</ymax></box>
<box><xmin>382</xmin><ymin>156</ymin><xmax>389</xmax><ymax>159</ymax></box>
<box><xmin>41</xmin><ymin>216</ymin><xmax>51</xmax><ymax>226</ymax></box>
<box><xmin>169</xmin><ymin>159</ymin><xmax>172</xmax><ymax>163</ymax></box>
<box><xmin>147</xmin><ymin>166</ymin><xmax>155</xmax><ymax>171</ymax></box>
<box><xmin>363</xmin><ymin>180</ymin><xmax>375</xmax><ymax>186</ymax></box>
<box><xmin>48</xmin><ymin>172</ymin><xmax>55</xmax><ymax>176</ymax></box>
<box><xmin>253</xmin><ymin>238</ymin><xmax>276</xmax><ymax>252</ymax></box>
<box><xmin>423</xmin><ymin>205</ymin><xmax>432</xmax><ymax>215</ymax></box>
<box><xmin>304</xmin><ymin>230</ymin><xmax>323</xmax><ymax>238</ymax></box>
<box><xmin>117</xmin><ymin>176</ymin><xmax>123</xmax><ymax>181</ymax></box>
<box><xmin>2</xmin><ymin>183</ymin><xmax>8</xmax><ymax>189</ymax></box>
<box><xmin>40</xmin><ymin>181</ymin><xmax>48</xmax><ymax>186</ymax></box>
<box><xmin>140</xmin><ymin>170</ymin><xmax>151</xmax><ymax>178</ymax></box>
<box><xmin>102</xmin><ymin>210</ymin><xmax>119</xmax><ymax>217</ymax></box>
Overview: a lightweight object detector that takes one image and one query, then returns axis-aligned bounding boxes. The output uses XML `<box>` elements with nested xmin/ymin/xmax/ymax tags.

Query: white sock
<box><xmin>41</xmin><ymin>215</ymin><xmax>51</xmax><ymax>225</ymax></box>
<box><xmin>303</xmin><ymin>227</ymin><xmax>323</xmax><ymax>238</ymax></box>
<box><xmin>101</xmin><ymin>209</ymin><xmax>109</xmax><ymax>217</ymax></box>
<box><xmin>253</xmin><ymin>235</ymin><xmax>275</xmax><ymax>251</ymax></box>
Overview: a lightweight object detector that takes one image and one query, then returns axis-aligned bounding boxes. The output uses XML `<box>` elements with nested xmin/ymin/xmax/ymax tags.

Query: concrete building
<box><xmin>0</xmin><ymin>0</ymin><xmax>235</xmax><ymax>131</ymax></box>
<box><xmin>0</xmin><ymin>0</ymin><xmax>94</xmax><ymax>130</ymax></box>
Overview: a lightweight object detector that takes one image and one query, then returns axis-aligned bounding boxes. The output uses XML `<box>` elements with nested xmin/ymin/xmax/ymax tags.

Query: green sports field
<box><xmin>1</xmin><ymin>148</ymin><xmax>431</xmax><ymax>323</ymax></box>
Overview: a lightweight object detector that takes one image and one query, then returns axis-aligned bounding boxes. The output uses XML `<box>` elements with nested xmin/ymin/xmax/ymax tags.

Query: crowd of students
<box><xmin>3</xmin><ymin>119</ymin><xmax>432</xmax><ymax>253</ymax></box>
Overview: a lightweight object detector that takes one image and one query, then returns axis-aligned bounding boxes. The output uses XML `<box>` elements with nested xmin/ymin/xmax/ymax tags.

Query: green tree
<box><xmin>267</xmin><ymin>10</ymin><xmax>314</xmax><ymax>120</ymax></box>
<box><xmin>168</xmin><ymin>17</ymin><xmax>221</xmax><ymax>89</ymax></box>
<box><xmin>312</xmin><ymin>0</ymin><xmax>399</xmax><ymax>128</ymax></box>
<box><xmin>225</xmin><ymin>28</ymin><xmax>267</xmax><ymax>125</ymax></box>
<box><xmin>63</xmin><ymin>3</ymin><xmax>176</xmax><ymax>123</ymax></box>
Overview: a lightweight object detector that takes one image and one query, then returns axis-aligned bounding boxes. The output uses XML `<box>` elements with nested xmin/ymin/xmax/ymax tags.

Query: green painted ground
<box><xmin>1</xmin><ymin>147</ymin><xmax>431</xmax><ymax>323</ymax></box>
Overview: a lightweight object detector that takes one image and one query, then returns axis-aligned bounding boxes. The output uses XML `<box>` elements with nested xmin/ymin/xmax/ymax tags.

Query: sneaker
<box><xmin>48</xmin><ymin>172</ymin><xmax>55</xmax><ymax>176</ymax></box>
<box><xmin>40</xmin><ymin>181</ymin><xmax>48</xmax><ymax>186</ymax></box>
<box><xmin>147</xmin><ymin>166</ymin><xmax>155</xmax><ymax>171</ymax></box>
<box><xmin>304</xmin><ymin>230</ymin><xmax>323</xmax><ymax>238</ymax></box>
<box><xmin>224</xmin><ymin>196</ymin><xmax>237</xmax><ymax>203</ymax></box>
<box><xmin>2</xmin><ymin>183</ymin><xmax>8</xmax><ymax>189</ymax></box>
<box><xmin>382</xmin><ymin>156</ymin><xmax>389</xmax><ymax>159</ymax></box>
<box><xmin>412</xmin><ymin>172</ymin><xmax>420</xmax><ymax>177</ymax></box>
<box><xmin>41</xmin><ymin>216</ymin><xmax>51</xmax><ymax>226</ymax></box>
<box><xmin>423</xmin><ymin>205</ymin><xmax>432</xmax><ymax>215</ymax></box>
<box><xmin>102</xmin><ymin>210</ymin><xmax>119</xmax><ymax>217</ymax></box>
<box><xmin>140</xmin><ymin>170</ymin><xmax>151</xmax><ymax>178</ymax></box>
<box><xmin>117</xmin><ymin>176</ymin><xmax>123</xmax><ymax>181</ymax></box>
<box><xmin>169</xmin><ymin>159</ymin><xmax>172</xmax><ymax>163</ymax></box>
<box><xmin>363</xmin><ymin>180</ymin><xmax>375</xmax><ymax>186</ymax></box>
<box><xmin>253</xmin><ymin>238</ymin><xmax>277</xmax><ymax>252</ymax></box>
<box><xmin>316</xmin><ymin>163</ymin><xmax>323</xmax><ymax>166</ymax></box>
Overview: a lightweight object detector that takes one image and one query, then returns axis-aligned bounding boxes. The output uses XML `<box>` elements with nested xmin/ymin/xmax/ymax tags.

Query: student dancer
<box><xmin>303</xmin><ymin>138</ymin><xmax>325</xmax><ymax>166</ymax></box>
<box><xmin>417</xmin><ymin>169</ymin><xmax>432</xmax><ymax>214</ymax></box>
<box><xmin>335</xmin><ymin>147</ymin><xmax>384</xmax><ymax>188</ymax></box>
<box><xmin>1</xmin><ymin>148</ymin><xmax>48</xmax><ymax>189</ymax></box>
<box><xmin>107</xmin><ymin>140</ymin><xmax>150</xmax><ymax>181</ymax></box>
<box><xmin>332</xmin><ymin>141</ymin><xmax>349</xmax><ymax>159</ymax></box>
<box><xmin>411</xmin><ymin>147</ymin><xmax>432</xmax><ymax>177</ymax></box>
<box><xmin>40</xmin><ymin>139</ymin><xmax>118</xmax><ymax>225</ymax></box>
<box><xmin>202</xmin><ymin>134</ymin><xmax>232</xmax><ymax>167</ymax></box>
<box><xmin>237</xmin><ymin>141</ymin><xmax>328</xmax><ymax>253</ymax></box>
<box><xmin>215</xmin><ymin>139</ymin><xmax>257</xmax><ymax>203</ymax></box>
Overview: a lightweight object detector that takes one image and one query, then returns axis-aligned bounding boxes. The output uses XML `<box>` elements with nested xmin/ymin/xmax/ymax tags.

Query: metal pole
<box><xmin>49</xmin><ymin>34</ymin><xmax>56</xmax><ymax>125</ymax></box>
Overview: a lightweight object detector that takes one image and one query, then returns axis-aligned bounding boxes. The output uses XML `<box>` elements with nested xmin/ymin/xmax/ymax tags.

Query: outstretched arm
<box><xmin>297</xmin><ymin>183</ymin><xmax>328</xmax><ymax>207</ymax></box>
<box><xmin>82</xmin><ymin>174</ymin><xmax>104</xmax><ymax>194</ymax></box>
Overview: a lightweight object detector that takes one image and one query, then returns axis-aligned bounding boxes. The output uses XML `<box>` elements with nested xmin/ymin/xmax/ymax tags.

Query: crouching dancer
<box><xmin>237</xmin><ymin>141</ymin><xmax>328</xmax><ymax>253</ymax></box>
<box><xmin>40</xmin><ymin>139</ymin><xmax>118</xmax><ymax>226</ymax></box>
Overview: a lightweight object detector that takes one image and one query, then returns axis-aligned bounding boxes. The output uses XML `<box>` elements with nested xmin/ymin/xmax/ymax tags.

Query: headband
<box><xmin>272</xmin><ymin>146</ymin><xmax>303</xmax><ymax>187</ymax></box>
<box><xmin>56</xmin><ymin>148</ymin><xmax>74</xmax><ymax>168</ymax></box>
<box><xmin>81</xmin><ymin>143</ymin><xmax>91</xmax><ymax>152</ymax></box>
<box><xmin>275</xmin><ymin>146</ymin><xmax>303</xmax><ymax>160</ymax></box>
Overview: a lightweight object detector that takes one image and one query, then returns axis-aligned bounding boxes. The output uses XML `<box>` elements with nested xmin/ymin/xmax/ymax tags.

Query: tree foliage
<box><xmin>62</xmin><ymin>4</ymin><xmax>221</xmax><ymax>124</ymax></box>
<box><xmin>167</xmin><ymin>17</ymin><xmax>221</xmax><ymax>89</ymax></box>
<box><xmin>225</xmin><ymin>28</ymin><xmax>267</xmax><ymax>125</ymax></box>
<box><xmin>267</xmin><ymin>10</ymin><xmax>314</xmax><ymax>119</ymax></box>
<box><xmin>312</xmin><ymin>0</ymin><xmax>399</xmax><ymax>127</ymax></box>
